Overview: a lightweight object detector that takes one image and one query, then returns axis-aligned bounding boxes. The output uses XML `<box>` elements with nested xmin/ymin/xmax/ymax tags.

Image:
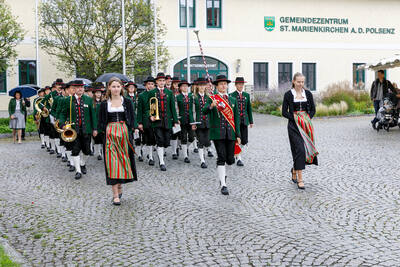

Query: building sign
<box><xmin>264</xmin><ymin>16</ymin><xmax>275</xmax><ymax>31</ymax></box>
<box><xmin>265</xmin><ymin>16</ymin><xmax>396</xmax><ymax>35</ymax></box>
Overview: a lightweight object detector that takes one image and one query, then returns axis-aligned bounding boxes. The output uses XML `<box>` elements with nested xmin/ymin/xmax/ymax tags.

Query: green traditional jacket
<box><xmin>92</xmin><ymin>99</ymin><xmax>102</xmax><ymax>132</ymax></box>
<box><xmin>193</xmin><ymin>93</ymin><xmax>210</xmax><ymax>128</ymax></box>
<box><xmin>137</xmin><ymin>90</ymin><xmax>151</xmax><ymax>128</ymax></box>
<box><xmin>176</xmin><ymin>93</ymin><xmax>194</xmax><ymax>125</ymax></box>
<box><xmin>146</xmin><ymin>88</ymin><xmax>178</xmax><ymax>129</ymax></box>
<box><xmin>229</xmin><ymin>91</ymin><xmax>254</xmax><ymax>126</ymax></box>
<box><xmin>202</xmin><ymin>95</ymin><xmax>241</xmax><ymax>141</ymax></box>
<box><xmin>58</xmin><ymin>94</ymin><xmax>96</xmax><ymax>134</ymax></box>
<box><xmin>8</xmin><ymin>98</ymin><xmax>26</xmax><ymax>117</ymax></box>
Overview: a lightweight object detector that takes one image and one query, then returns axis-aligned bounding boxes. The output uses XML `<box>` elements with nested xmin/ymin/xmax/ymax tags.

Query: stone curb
<box><xmin>0</xmin><ymin>132</ymin><xmax>38</xmax><ymax>139</ymax></box>
<box><xmin>0</xmin><ymin>237</ymin><xmax>30</xmax><ymax>266</ymax></box>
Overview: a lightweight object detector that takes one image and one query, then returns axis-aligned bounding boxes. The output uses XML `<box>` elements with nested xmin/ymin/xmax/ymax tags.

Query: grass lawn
<box><xmin>0</xmin><ymin>245</ymin><xmax>19</xmax><ymax>267</ymax></box>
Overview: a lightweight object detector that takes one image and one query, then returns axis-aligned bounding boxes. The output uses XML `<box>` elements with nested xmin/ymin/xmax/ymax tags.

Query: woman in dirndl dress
<box><xmin>8</xmin><ymin>91</ymin><xmax>27</xmax><ymax>144</ymax></box>
<box><xmin>282</xmin><ymin>73</ymin><xmax>318</xmax><ymax>190</ymax></box>
<box><xmin>97</xmin><ymin>77</ymin><xmax>138</xmax><ymax>206</ymax></box>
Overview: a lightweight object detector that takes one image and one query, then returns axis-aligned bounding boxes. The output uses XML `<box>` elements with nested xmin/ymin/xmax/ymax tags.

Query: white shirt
<box><xmin>15</xmin><ymin>100</ymin><xmax>21</xmax><ymax>111</ymax></box>
<box><xmin>107</xmin><ymin>96</ymin><xmax>124</xmax><ymax>112</ymax></box>
<box><xmin>291</xmin><ymin>89</ymin><xmax>307</xmax><ymax>102</ymax></box>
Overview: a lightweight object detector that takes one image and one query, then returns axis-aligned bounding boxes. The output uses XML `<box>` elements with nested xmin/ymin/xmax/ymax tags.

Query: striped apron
<box><xmin>294</xmin><ymin>111</ymin><xmax>319</xmax><ymax>164</ymax></box>
<box><xmin>105</xmin><ymin>122</ymin><xmax>133</xmax><ymax>179</ymax></box>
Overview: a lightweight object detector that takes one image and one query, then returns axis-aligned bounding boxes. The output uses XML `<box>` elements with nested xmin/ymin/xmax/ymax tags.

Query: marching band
<box><xmin>32</xmin><ymin>73</ymin><xmax>254</xmax><ymax>202</ymax></box>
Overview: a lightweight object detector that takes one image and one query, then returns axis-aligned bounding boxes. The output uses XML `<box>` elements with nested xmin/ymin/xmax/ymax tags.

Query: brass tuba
<box><xmin>149</xmin><ymin>97</ymin><xmax>160</xmax><ymax>120</ymax></box>
<box><xmin>34</xmin><ymin>97</ymin><xmax>49</xmax><ymax>117</ymax></box>
<box><xmin>61</xmin><ymin>122</ymin><xmax>77</xmax><ymax>142</ymax></box>
<box><xmin>54</xmin><ymin>120</ymin><xmax>64</xmax><ymax>133</ymax></box>
<box><xmin>61</xmin><ymin>95</ymin><xmax>77</xmax><ymax>142</ymax></box>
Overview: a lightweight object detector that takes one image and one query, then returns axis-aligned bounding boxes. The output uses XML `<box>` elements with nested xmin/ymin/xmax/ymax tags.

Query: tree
<box><xmin>39</xmin><ymin>0</ymin><xmax>169</xmax><ymax>81</ymax></box>
<box><xmin>0</xmin><ymin>0</ymin><xmax>25</xmax><ymax>72</ymax></box>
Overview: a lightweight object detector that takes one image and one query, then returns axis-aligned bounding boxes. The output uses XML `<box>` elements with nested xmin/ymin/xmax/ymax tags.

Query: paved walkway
<box><xmin>0</xmin><ymin>114</ymin><xmax>399</xmax><ymax>266</ymax></box>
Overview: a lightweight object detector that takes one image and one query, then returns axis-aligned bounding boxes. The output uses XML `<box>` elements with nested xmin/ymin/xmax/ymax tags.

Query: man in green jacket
<box><xmin>146</xmin><ymin>72</ymin><xmax>179</xmax><ymax>171</ymax></box>
<box><xmin>202</xmin><ymin>75</ymin><xmax>241</xmax><ymax>196</ymax></box>
<box><xmin>59</xmin><ymin>80</ymin><xmax>97</xmax><ymax>179</ymax></box>
<box><xmin>137</xmin><ymin>76</ymin><xmax>156</xmax><ymax>166</ymax></box>
<box><xmin>229</xmin><ymin>77</ymin><xmax>254</xmax><ymax>167</ymax></box>
<box><xmin>176</xmin><ymin>80</ymin><xmax>195</xmax><ymax>163</ymax></box>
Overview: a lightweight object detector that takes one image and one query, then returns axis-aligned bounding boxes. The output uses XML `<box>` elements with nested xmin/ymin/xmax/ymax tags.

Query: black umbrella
<box><xmin>95</xmin><ymin>73</ymin><xmax>129</xmax><ymax>83</ymax></box>
<box><xmin>74</xmin><ymin>78</ymin><xmax>92</xmax><ymax>85</ymax></box>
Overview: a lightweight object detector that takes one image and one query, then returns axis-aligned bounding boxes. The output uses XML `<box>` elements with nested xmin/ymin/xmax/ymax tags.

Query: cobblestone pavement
<box><xmin>1</xmin><ymin>114</ymin><xmax>400</xmax><ymax>266</ymax></box>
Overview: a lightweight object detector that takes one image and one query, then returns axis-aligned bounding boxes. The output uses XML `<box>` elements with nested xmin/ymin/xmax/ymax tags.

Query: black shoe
<box><xmin>81</xmin><ymin>165</ymin><xmax>87</xmax><ymax>175</ymax></box>
<box><xmin>98</xmin><ymin>155</ymin><xmax>102</xmax><ymax>160</ymax></box>
<box><xmin>138</xmin><ymin>156</ymin><xmax>143</xmax><ymax>162</ymax></box>
<box><xmin>207</xmin><ymin>151</ymin><xmax>214</xmax><ymax>157</ymax></box>
<box><xmin>62</xmin><ymin>156</ymin><xmax>68</xmax><ymax>162</ymax></box>
<box><xmin>291</xmin><ymin>168</ymin><xmax>297</xmax><ymax>184</ymax></box>
<box><xmin>49</xmin><ymin>149</ymin><xmax>55</xmax><ymax>155</ymax></box>
<box><xmin>221</xmin><ymin>186</ymin><xmax>229</xmax><ymax>195</ymax></box>
<box><xmin>372</xmin><ymin>122</ymin><xmax>377</xmax><ymax>130</ymax></box>
<box><xmin>69</xmin><ymin>166</ymin><xmax>75</xmax><ymax>172</ymax></box>
<box><xmin>236</xmin><ymin>160</ymin><xmax>244</xmax><ymax>167</ymax></box>
<box><xmin>184</xmin><ymin>157</ymin><xmax>190</xmax><ymax>163</ymax></box>
<box><xmin>160</xmin><ymin>164</ymin><xmax>166</xmax><ymax>171</ymax></box>
<box><xmin>297</xmin><ymin>182</ymin><xmax>305</xmax><ymax>190</ymax></box>
<box><xmin>112</xmin><ymin>197</ymin><xmax>121</xmax><ymax>206</ymax></box>
<box><xmin>149</xmin><ymin>159</ymin><xmax>155</xmax><ymax>166</ymax></box>
<box><xmin>172</xmin><ymin>154</ymin><xmax>178</xmax><ymax>160</ymax></box>
<box><xmin>201</xmin><ymin>162</ymin><xmax>207</xmax><ymax>169</ymax></box>
<box><xmin>67</xmin><ymin>161</ymin><xmax>71</xmax><ymax>167</ymax></box>
<box><xmin>41</xmin><ymin>145</ymin><xmax>45</xmax><ymax>149</ymax></box>
<box><xmin>75</xmin><ymin>172</ymin><xmax>82</xmax><ymax>180</ymax></box>
<box><xmin>57</xmin><ymin>153</ymin><xmax>62</xmax><ymax>158</ymax></box>
<box><xmin>193</xmin><ymin>148</ymin><xmax>199</xmax><ymax>153</ymax></box>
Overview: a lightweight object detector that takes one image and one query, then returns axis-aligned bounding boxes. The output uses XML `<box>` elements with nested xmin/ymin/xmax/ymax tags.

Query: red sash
<box><xmin>210</xmin><ymin>94</ymin><xmax>242</xmax><ymax>155</ymax></box>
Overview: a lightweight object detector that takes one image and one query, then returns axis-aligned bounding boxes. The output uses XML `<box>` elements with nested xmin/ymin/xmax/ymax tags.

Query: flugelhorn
<box><xmin>54</xmin><ymin>120</ymin><xmax>64</xmax><ymax>133</ymax></box>
<box><xmin>149</xmin><ymin>97</ymin><xmax>160</xmax><ymax>120</ymax></box>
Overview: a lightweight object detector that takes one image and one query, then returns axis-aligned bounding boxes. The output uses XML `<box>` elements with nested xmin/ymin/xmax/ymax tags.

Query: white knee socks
<box><xmin>217</xmin><ymin>165</ymin><xmax>226</xmax><ymax>187</ymax></box>
<box><xmin>148</xmin><ymin>145</ymin><xmax>153</xmax><ymax>160</ymax></box>
<box><xmin>44</xmin><ymin>135</ymin><xmax>50</xmax><ymax>147</ymax></box>
<box><xmin>171</xmin><ymin>140</ymin><xmax>178</xmax><ymax>155</ymax></box>
<box><xmin>50</xmin><ymin>139</ymin><xmax>55</xmax><ymax>150</ymax></box>
<box><xmin>40</xmin><ymin>134</ymin><xmax>45</xmax><ymax>145</ymax></box>
<box><xmin>73</xmin><ymin>156</ymin><xmax>81</xmax><ymax>173</ymax></box>
<box><xmin>182</xmin><ymin>144</ymin><xmax>188</xmax><ymax>158</ymax></box>
<box><xmin>157</xmin><ymin>147</ymin><xmax>165</xmax><ymax>165</ymax></box>
<box><xmin>199</xmin><ymin>148</ymin><xmax>205</xmax><ymax>163</ymax></box>
<box><xmin>61</xmin><ymin>146</ymin><xmax>66</xmax><ymax>157</ymax></box>
<box><xmin>95</xmin><ymin>144</ymin><xmax>102</xmax><ymax>156</ymax></box>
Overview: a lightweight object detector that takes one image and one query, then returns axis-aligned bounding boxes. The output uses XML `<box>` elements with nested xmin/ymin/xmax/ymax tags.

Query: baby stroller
<box><xmin>376</xmin><ymin>97</ymin><xmax>399</xmax><ymax>132</ymax></box>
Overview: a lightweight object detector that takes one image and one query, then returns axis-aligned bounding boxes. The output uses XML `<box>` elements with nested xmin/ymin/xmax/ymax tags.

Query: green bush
<box><xmin>0</xmin><ymin>115</ymin><xmax>37</xmax><ymax>134</ymax></box>
<box><xmin>322</xmin><ymin>92</ymin><xmax>356</xmax><ymax>111</ymax></box>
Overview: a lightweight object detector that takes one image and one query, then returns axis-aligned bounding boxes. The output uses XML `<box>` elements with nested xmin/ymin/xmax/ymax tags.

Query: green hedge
<box><xmin>0</xmin><ymin>115</ymin><xmax>37</xmax><ymax>134</ymax></box>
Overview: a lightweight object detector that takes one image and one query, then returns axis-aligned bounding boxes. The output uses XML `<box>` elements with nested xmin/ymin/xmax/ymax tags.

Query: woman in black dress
<box><xmin>282</xmin><ymin>73</ymin><xmax>318</xmax><ymax>189</ymax></box>
<box><xmin>97</xmin><ymin>77</ymin><xmax>138</xmax><ymax>205</ymax></box>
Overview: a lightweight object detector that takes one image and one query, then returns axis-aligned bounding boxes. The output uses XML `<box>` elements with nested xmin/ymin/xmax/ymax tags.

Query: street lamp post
<box><xmin>122</xmin><ymin>0</ymin><xmax>126</xmax><ymax>75</ymax></box>
<box><xmin>186</xmin><ymin>0</ymin><xmax>190</xmax><ymax>83</ymax></box>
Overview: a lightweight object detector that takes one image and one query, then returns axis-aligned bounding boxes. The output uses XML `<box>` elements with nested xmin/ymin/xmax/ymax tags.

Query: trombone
<box><xmin>149</xmin><ymin>97</ymin><xmax>160</xmax><ymax>121</ymax></box>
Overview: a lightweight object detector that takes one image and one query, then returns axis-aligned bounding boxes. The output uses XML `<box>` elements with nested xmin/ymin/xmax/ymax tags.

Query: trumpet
<box><xmin>149</xmin><ymin>97</ymin><xmax>160</xmax><ymax>121</ymax></box>
<box><xmin>61</xmin><ymin>122</ymin><xmax>77</xmax><ymax>142</ymax></box>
